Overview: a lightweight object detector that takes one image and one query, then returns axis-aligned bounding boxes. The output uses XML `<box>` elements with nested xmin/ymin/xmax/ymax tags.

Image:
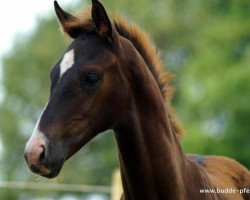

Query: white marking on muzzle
<box><xmin>25</xmin><ymin>105</ymin><xmax>47</xmax><ymax>153</ymax></box>
<box><xmin>59</xmin><ymin>49</ymin><xmax>75</xmax><ymax>79</ymax></box>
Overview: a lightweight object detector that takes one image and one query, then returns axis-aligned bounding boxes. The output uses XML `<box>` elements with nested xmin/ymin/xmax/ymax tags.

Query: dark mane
<box><xmin>61</xmin><ymin>8</ymin><xmax>184</xmax><ymax>137</ymax></box>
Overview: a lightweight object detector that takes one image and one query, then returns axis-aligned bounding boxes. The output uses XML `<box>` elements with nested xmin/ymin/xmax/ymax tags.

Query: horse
<box><xmin>24</xmin><ymin>0</ymin><xmax>250</xmax><ymax>199</ymax></box>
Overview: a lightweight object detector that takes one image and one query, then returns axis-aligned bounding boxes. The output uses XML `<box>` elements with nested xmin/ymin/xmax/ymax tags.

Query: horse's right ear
<box><xmin>54</xmin><ymin>1</ymin><xmax>84</xmax><ymax>39</ymax></box>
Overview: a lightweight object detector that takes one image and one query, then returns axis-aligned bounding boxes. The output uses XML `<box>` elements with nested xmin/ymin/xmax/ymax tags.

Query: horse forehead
<box><xmin>60</xmin><ymin>49</ymin><xmax>75</xmax><ymax>78</ymax></box>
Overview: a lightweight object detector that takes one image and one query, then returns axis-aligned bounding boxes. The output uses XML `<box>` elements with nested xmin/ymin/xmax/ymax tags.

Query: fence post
<box><xmin>111</xmin><ymin>169</ymin><xmax>123</xmax><ymax>200</ymax></box>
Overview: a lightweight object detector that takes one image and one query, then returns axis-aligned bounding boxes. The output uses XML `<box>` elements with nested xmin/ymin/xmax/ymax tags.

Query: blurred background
<box><xmin>0</xmin><ymin>0</ymin><xmax>249</xmax><ymax>199</ymax></box>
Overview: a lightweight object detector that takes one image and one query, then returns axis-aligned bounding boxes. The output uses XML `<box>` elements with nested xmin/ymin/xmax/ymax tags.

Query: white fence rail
<box><xmin>0</xmin><ymin>170</ymin><xmax>123</xmax><ymax>200</ymax></box>
<box><xmin>0</xmin><ymin>181</ymin><xmax>111</xmax><ymax>194</ymax></box>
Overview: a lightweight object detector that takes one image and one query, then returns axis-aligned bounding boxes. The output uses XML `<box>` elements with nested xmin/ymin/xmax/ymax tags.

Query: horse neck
<box><xmin>114</xmin><ymin>53</ymin><xmax>188</xmax><ymax>200</ymax></box>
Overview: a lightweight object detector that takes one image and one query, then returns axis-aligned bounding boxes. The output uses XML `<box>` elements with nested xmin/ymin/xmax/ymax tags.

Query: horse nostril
<box><xmin>39</xmin><ymin>146</ymin><xmax>46</xmax><ymax>163</ymax></box>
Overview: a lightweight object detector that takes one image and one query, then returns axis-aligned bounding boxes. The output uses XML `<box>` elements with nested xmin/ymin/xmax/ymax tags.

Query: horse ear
<box><xmin>91</xmin><ymin>0</ymin><xmax>116</xmax><ymax>41</ymax></box>
<box><xmin>54</xmin><ymin>1</ymin><xmax>84</xmax><ymax>39</ymax></box>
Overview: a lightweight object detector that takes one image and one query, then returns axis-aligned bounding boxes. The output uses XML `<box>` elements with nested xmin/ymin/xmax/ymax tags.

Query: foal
<box><xmin>24</xmin><ymin>1</ymin><xmax>250</xmax><ymax>199</ymax></box>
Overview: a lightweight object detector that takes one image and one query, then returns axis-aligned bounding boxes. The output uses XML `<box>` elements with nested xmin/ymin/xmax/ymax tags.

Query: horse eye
<box><xmin>84</xmin><ymin>73</ymin><xmax>100</xmax><ymax>86</ymax></box>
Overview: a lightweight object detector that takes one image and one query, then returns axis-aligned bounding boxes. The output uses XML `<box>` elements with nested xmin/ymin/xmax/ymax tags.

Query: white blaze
<box><xmin>60</xmin><ymin>49</ymin><xmax>75</xmax><ymax>79</ymax></box>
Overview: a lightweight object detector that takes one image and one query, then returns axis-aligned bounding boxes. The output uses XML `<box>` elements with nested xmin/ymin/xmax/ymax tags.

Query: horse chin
<box><xmin>41</xmin><ymin>170</ymin><xmax>61</xmax><ymax>179</ymax></box>
<box><xmin>41</xmin><ymin>157</ymin><xmax>65</xmax><ymax>179</ymax></box>
<box><xmin>39</xmin><ymin>165</ymin><xmax>63</xmax><ymax>179</ymax></box>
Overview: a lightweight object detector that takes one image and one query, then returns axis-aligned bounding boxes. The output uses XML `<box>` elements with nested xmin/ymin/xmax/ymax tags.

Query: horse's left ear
<box><xmin>54</xmin><ymin>1</ymin><xmax>84</xmax><ymax>39</ymax></box>
<box><xmin>91</xmin><ymin>0</ymin><xmax>117</xmax><ymax>42</ymax></box>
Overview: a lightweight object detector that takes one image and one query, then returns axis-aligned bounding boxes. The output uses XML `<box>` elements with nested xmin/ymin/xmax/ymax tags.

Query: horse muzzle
<box><xmin>24</xmin><ymin>133</ymin><xmax>64</xmax><ymax>178</ymax></box>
